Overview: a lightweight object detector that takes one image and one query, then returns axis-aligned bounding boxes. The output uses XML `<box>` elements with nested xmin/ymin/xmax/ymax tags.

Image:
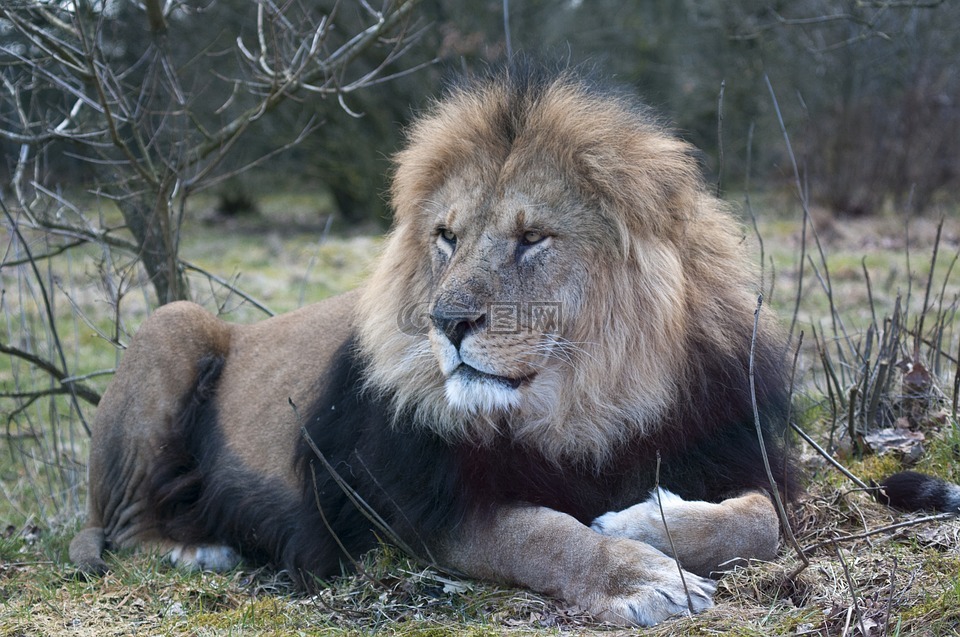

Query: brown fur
<box><xmin>71</xmin><ymin>66</ymin><xmax>787</xmax><ymax>627</ymax></box>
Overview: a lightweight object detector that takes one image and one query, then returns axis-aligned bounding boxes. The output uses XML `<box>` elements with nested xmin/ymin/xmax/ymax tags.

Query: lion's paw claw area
<box><xmin>580</xmin><ymin>538</ymin><xmax>717</xmax><ymax>627</ymax></box>
<box><xmin>166</xmin><ymin>544</ymin><xmax>241</xmax><ymax>572</ymax></box>
<box><xmin>592</xmin><ymin>571</ymin><xmax>716</xmax><ymax>626</ymax></box>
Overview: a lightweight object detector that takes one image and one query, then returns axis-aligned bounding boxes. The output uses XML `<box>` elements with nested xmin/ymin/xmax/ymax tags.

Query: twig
<box><xmin>801</xmin><ymin>511</ymin><xmax>956</xmax><ymax>555</ymax></box>
<box><xmin>764</xmin><ymin>74</ymin><xmax>807</xmax><ymax>346</ymax></box>
<box><xmin>846</xmin><ymin>386</ymin><xmax>859</xmax><ymax>448</ymax></box>
<box><xmin>953</xmin><ymin>336</ymin><xmax>960</xmax><ymax>422</ymax></box>
<box><xmin>351</xmin><ymin>453</ymin><xmax>439</xmax><ymax>566</ymax></box>
<box><xmin>502</xmin><ymin>0</ymin><xmax>513</xmax><ymax>58</ymax></box>
<box><xmin>933</xmin><ymin>243</ymin><xmax>959</xmax><ymax>344</ymax></box>
<box><xmin>748</xmin><ymin>295</ymin><xmax>808</xmax><ymax>575</ymax></box>
<box><xmin>903</xmin><ymin>188</ymin><xmax>915</xmax><ymax>313</ymax></box>
<box><xmin>915</xmin><ymin>217</ymin><xmax>943</xmax><ymax>355</ymax></box>
<box><xmin>834</xmin><ymin>545</ymin><xmax>868</xmax><ymax>637</ymax></box>
<box><xmin>0</xmin><ymin>343</ymin><xmax>100</xmax><ymax>406</ymax></box>
<box><xmin>654</xmin><ymin>451</ymin><xmax>694</xmax><ymax>617</ymax></box>
<box><xmin>862</xmin><ymin>257</ymin><xmax>879</xmax><ymax>332</ymax></box>
<box><xmin>1</xmin><ymin>201</ymin><xmax>96</xmax><ymax>428</ymax></box>
<box><xmin>308</xmin><ymin>460</ymin><xmax>379</xmax><ymax>587</ymax></box>
<box><xmin>1</xmin><ymin>239</ymin><xmax>88</xmax><ymax>267</ymax></box>
<box><xmin>783</xmin><ymin>331</ymin><xmax>804</xmax><ymax>499</ymax></box>
<box><xmin>743</xmin><ymin>121</ymin><xmax>766</xmax><ymax>296</ymax></box>
<box><xmin>884</xmin><ymin>557</ymin><xmax>898</xmax><ymax>637</ymax></box>
<box><xmin>180</xmin><ymin>260</ymin><xmax>275</xmax><ymax>317</ymax></box>
<box><xmin>295</xmin><ymin>402</ymin><xmax>424</xmax><ymax>564</ymax></box>
<box><xmin>790</xmin><ymin>422</ymin><xmax>869</xmax><ymax>490</ymax></box>
<box><xmin>716</xmin><ymin>79</ymin><xmax>724</xmax><ymax>198</ymax></box>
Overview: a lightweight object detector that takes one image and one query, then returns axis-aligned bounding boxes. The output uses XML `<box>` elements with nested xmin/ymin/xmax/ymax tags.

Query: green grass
<box><xmin>3</xmin><ymin>192</ymin><xmax>960</xmax><ymax>635</ymax></box>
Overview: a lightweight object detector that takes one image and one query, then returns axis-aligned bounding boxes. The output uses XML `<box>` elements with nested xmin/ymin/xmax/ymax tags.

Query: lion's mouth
<box><xmin>454</xmin><ymin>364</ymin><xmax>534</xmax><ymax>390</ymax></box>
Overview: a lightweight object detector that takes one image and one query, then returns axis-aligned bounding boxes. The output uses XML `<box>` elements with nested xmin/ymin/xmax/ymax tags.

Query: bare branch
<box><xmin>802</xmin><ymin>512</ymin><xmax>957</xmax><ymax>555</ymax></box>
<box><xmin>143</xmin><ymin>0</ymin><xmax>168</xmax><ymax>34</ymax></box>
<box><xmin>0</xmin><ymin>342</ymin><xmax>102</xmax><ymax>407</ymax></box>
<box><xmin>180</xmin><ymin>261</ymin><xmax>276</xmax><ymax>318</ymax></box>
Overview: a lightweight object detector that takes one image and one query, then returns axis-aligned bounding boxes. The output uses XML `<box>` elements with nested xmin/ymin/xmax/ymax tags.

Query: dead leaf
<box><xmin>863</xmin><ymin>427</ymin><xmax>925</xmax><ymax>463</ymax></box>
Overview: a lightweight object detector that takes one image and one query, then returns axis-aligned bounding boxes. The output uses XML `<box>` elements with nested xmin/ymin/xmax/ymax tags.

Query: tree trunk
<box><xmin>116</xmin><ymin>181</ymin><xmax>189</xmax><ymax>305</ymax></box>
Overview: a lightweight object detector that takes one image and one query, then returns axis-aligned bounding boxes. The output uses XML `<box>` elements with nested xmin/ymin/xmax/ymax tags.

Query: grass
<box><xmin>3</xmin><ymin>191</ymin><xmax>960</xmax><ymax>635</ymax></box>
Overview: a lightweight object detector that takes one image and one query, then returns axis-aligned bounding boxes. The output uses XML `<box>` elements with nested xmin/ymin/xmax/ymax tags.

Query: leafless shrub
<box><xmin>0</xmin><ymin>0</ymin><xmax>425</xmax><ymax>523</ymax></box>
<box><xmin>800</xmin><ymin>218</ymin><xmax>959</xmax><ymax>460</ymax></box>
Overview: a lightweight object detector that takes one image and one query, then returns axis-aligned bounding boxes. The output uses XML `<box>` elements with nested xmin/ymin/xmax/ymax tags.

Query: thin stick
<box><xmin>352</xmin><ymin>453</ymin><xmax>439</xmax><ymax>566</ymax></box>
<box><xmin>765</xmin><ymin>74</ymin><xmax>807</xmax><ymax>346</ymax></box>
<box><xmin>748</xmin><ymin>295</ymin><xmax>808</xmax><ymax>573</ymax></box>
<box><xmin>846</xmin><ymin>386</ymin><xmax>859</xmax><ymax>448</ymax></box>
<box><xmin>835</xmin><ymin>545</ymin><xmax>868</xmax><ymax>637</ymax></box>
<box><xmin>933</xmin><ymin>243</ymin><xmax>959</xmax><ymax>342</ymax></box>
<box><xmin>953</xmin><ymin>336</ymin><xmax>960</xmax><ymax>422</ymax></box>
<box><xmin>1</xmin><ymin>200</ymin><xmax>92</xmax><ymax>432</ymax></box>
<box><xmin>744</xmin><ymin>121</ymin><xmax>766</xmax><ymax>295</ymax></box>
<box><xmin>790</xmin><ymin>422</ymin><xmax>869</xmax><ymax>490</ymax></box>
<box><xmin>291</xmin><ymin>398</ymin><xmax>446</xmax><ymax>575</ymax></box>
<box><xmin>883</xmin><ymin>557</ymin><xmax>898</xmax><ymax>637</ymax></box>
<box><xmin>801</xmin><ymin>511</ymin><xmax>956</xmax><ymax>555</ymax></box>
<box><xmin>915</xmin><ymin>217</ymin><xmax>943</xmax><ymax>355</ymax></box>
<box><xmin>308</xmin><ymin>463</ymin><xmax>378</xmax><ymax>587</ymax></box>
<box><xmin>299</xmin><ymin>424</ymin><xmax>419</xmax><ymax>561</ymax></box>
<box><xmin>0</xmin><ymin>342</ymin><xmax>101</xmax><ymax>406</ymax></box>
<box><xmin>502</xmin><ymin>0</ymin><xmax>512</xmax><ymax>58</ymax></box>
<box><xmin>783</xmin><ymin>331</ymin><xmax>804</xmax><ymax>499</ymax></box>
<box><xmin>654</xmin><ymin>451</ymin><xmax>694</xmax><ymax>617</ymax></box>
<box><xmin>716</xmin><ymin>79</ymin><xmax>724</xmax><ymax>198</ymax></box>
<box><xmin>862</xmin><ymin>257</ymin><xmax>879</xmax><ymax>333</ymax></box>
<box><xmin>181</xmin><ymin>260</ymin><xmax>275</xmax><ymax>317</ymax></box>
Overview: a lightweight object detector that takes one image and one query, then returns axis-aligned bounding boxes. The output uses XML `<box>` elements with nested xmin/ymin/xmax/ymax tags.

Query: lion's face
<box><xmin>423</xmin><ymin>164</ymin><xmax>598</xmax><ymax>415</ymax></box>
<box><xmin>355</xmin><ymin>70</ymin><xmax>757</xmax><ymax>463</ymax></box>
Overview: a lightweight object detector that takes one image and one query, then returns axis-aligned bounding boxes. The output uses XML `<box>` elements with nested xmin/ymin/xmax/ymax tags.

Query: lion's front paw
<box><xmin>590</xmin><ymin>571</ymin><xmax>716</xmax><ymax>626</ymax></box>
<box><xmin>587</xmin><ymin>568</ymin><xmax>716</xmax><ymax>626</ymax></box>
<box><xmin>577</xmin><ymin>538</ymin><xmax>716</xmax><ymax>626</ymax></box>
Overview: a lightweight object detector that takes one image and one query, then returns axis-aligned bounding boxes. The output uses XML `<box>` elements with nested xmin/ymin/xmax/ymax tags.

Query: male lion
<box><xmin>71</xmin><ymin>63</ymin><xmax>797</xmax><ymax>626</ymax></box>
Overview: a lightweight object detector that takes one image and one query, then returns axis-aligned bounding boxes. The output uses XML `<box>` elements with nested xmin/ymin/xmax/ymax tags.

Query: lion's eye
<box><xmin>438</xmin><ymin>228</ymin><xmax>457</xmax><ymax>245</ymax></box>
<box><xmin>520</xmin><ymin>230</ymin><xmax>546</xmax><ymax>246</ymax></box>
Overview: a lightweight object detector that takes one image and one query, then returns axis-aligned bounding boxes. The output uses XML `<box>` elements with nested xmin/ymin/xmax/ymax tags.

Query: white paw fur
<box><xmin>166</xmin><ymin>544</ymin><xmax>241</xmax><ymax>572</ymax></box>
<box><xmin>591</xmin><ymin>487</ymin><xmax>682</xmax><ymax>538</ymax></box>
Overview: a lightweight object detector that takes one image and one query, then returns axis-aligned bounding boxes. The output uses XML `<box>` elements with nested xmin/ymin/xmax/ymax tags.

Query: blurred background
<box><xmin>3</xmin><ymin>0</ymin><xmax>958</xmax><ymax>237</ymax></box>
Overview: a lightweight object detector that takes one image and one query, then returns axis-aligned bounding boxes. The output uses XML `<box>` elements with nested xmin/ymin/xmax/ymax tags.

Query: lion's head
<box><xmin>356</xmin><ymin>65</ymin><xmax>769</xmax><ymax>464</ymax></box>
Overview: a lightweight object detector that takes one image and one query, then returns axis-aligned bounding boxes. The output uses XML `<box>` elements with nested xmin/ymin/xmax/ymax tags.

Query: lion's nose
<box><xmin>431</xmin><ymin>310</ymin><xmax>485</xmax><ymax>350</ymax></box>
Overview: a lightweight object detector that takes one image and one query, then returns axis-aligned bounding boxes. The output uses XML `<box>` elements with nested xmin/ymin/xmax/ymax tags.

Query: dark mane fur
<box><xmin>454</xmin><ymin>321</ymin><xmax>796</xmax><ymax>523</ymax></box>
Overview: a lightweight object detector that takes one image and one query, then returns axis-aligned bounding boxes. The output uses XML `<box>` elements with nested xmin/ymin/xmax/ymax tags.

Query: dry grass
<box><xmin>3</xmin><ymin>196</ymin><xmax>960</xmax><ymax>636</ymax></box>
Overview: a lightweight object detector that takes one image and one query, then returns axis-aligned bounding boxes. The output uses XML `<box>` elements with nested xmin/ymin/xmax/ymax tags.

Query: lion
<box><xmin>70</xmin><ymin>63</ymin><xmax>798</xmax><ymax>627</ymax></box>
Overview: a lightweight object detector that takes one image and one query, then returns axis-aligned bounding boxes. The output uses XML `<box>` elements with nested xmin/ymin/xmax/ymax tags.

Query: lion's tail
<box><xmin>875</xmin><ymin>471</ymin><xmax>960</xmax><ymax>513</ymax></box>
<box><xmin>69</xmin><ymin>526</ymin><xmax>108</xmax><ymax>575</ymax></box>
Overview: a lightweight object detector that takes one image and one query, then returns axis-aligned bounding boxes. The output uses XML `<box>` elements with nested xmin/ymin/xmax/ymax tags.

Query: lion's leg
<box><xmin>438</xmin><ymin>504</ymin><xmax>716</xmax><ymax>627</ymax></box>
<box><xmin>71</xmin><ymin>301</ymin><xmax>231</xmax><ymax>573</ymax></box>
<box><xmin>591</xmin><ymin>489</ymin><xmax>779</xmax><ymax>576</ymax></box>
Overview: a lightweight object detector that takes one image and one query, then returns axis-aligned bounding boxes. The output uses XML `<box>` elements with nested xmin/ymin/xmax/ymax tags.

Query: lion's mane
<box><xmin>354</xmin><ymin>64</ymin><xmax>787</xmax><ymax>466</ymax></box>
